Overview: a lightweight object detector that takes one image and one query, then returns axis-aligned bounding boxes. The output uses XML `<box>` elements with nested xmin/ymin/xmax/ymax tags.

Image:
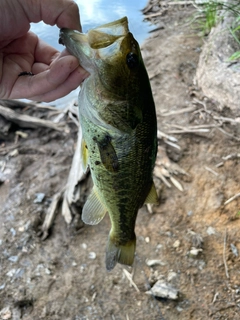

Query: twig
<box><xmin>169</xmin><ymin>176</ymin><xmax>183</xmax><ymax>191</ymax></box>
<box><xmin>224</xmin><ymin>193</ymin><xmax>240</xmax><ymax>205</ymax></box>
<box><xmin>216</xmin><ymin>153</ymin><xmax>240</xmax><ymax>167</ymax></box>
<box><xmin>157</xmin><ymin>130</ymin><xmax>180</xmax><ymax>149</ymax></box>
<box><xmin>217</xmin><ymin>127</ymin><xmax>240</xmax><ymax>141</ymax></box>
<box><xmin>204</xmin><ymin>166</ymin><xmax>219</xmax><ymax>176</ymax></box>
<box><xmin>222</xmin><ymin>153</ymin><xmax>240</xmax><ymax>161</ymax></box>
<box><xmin>213</xmin><ymin>115</ymin><xmax>240</xmax><ymax>124</ymax></box>
<box><xmin>0</xmin><ymin>105</ymin><xmax>63</xmax><ymax>131</ymax></box>
<box><xmin>123</xmin><ymin>269</ymin><xmax>140</xmax><ymax>293</ymax></box>
<box><xmin>211</xmin><ymin>292</ymin><xmax>219</xmax><ymax>304</ymax></box>
<box><xmin>40</xmin><ymin>188</ymin><xmax>65</xmax><ymax>240</ymax></box>
<box><xmin>160</xmin><ymin>105</ymin><xmax>197</xmax><ymax>116</ymax></box>
<box><xmin>165</xmin><ymin>140</ymin><xmax>181</xmax><ymax>149</ymax></box>
<box><xmin>157</xmin><ymin>130</ymin><xmax>178</xmax><ymax>142</ymax></box>
<box><xmin>223</xmin><ymin>228</ymin><xmax>229</xmax><ymax>279</ymax></box>
<box><xmin>167</xmin><ymin>128</ymin><xmax>210</xmax><ymax>134</ymax></box>
<box><xmin>144</xmin><ymin>12</ymin><xmax>165</xmax><ymax>19</ymax></box>
<box><xmin>170</xmin><ymin>124</ymin><xmax>214</xmax><ymax>130</ymax></box>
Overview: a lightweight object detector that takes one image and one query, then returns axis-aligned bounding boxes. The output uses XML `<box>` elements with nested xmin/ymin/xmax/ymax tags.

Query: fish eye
<box><xmin>126</xmin><ymin>52</ymin><xmax>139</xmax><ymax>69</ymax></box>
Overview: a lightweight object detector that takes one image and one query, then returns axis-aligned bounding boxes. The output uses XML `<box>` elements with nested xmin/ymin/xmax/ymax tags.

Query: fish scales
<box><xmin>59</xmin><ymin>17</ymin><xmax>158</xmax><ymax>270</ymax></box>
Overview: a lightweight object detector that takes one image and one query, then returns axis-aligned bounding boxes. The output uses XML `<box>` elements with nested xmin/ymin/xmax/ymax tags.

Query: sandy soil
<box><xmin>1</xmin><ymin>4</ymin><xmax>240</xmax><ymax>320</ymax></box>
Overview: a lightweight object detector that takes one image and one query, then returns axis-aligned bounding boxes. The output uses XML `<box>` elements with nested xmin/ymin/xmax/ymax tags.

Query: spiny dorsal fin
<box><xmin>82</xmin><ymin>187</ymin><xmax>107</xmax><ymax>225</ymax></box>
<box><xmin>144</xmin><ymin>182</ymin><xmax>159</xmax><ymax>204</ymax></box>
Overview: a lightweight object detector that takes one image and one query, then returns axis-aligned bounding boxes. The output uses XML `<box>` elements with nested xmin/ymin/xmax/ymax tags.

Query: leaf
<box><xmin>228</xmin><ymin>51</ymin><xmax>240</xmax><ymax>61</ymax></box>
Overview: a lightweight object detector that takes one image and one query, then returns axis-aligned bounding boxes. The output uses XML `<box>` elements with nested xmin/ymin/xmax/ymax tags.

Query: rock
<box><xmin>146</xmin><ymin>259</ymin><xmax>165</xmax><ymax>267</ymax></box>
<box><xmin>6</xmin><ymin>269</ymin><xmax>16</xmax><ymax>277</ymax></box>
<box><xmin>195</xmin><ymin>12</ymin><xmax>240</xmax><ymax>110</ymax></box>
<box><xmin>207</xmin><ymin>226</ymin><xmax>216</xmax><ymax>235</ymax></box>
<box><xmin>34</xmin><ymin>193</ymin><xmax>45</xmax><ymax>203</ymax></box>
<box><xmin>88</xmin><ymin>252</ymin><xmax>96</xmax><ymax>260</ymax></box>
<box><xmin>188</xmin><ymin>247</ymin><xmax>203</xmax><ymax>258</ymax></box>
<box><xmin>145</xmin><ymin>237</ymin><xmax>150</xmax><ymax>243</ymax></box>
<box><xmin>82</xmin><ymin>243</ymin><xmax>87</xmax><ymax>249</ymax></box>
<box><xmin>0</xmin><ymin>307</ymin><xmax>12</xmax><ymax>320</ymax></box>
<box><xmin>146</xmin><ymin>280</ymin><xmax>179</xmax><ymax>300</ymax></box>
<box><xmin>8</xmin><ymin>256</ymin><xmax>18</xmax><ymax>263</ymax></box>
<box><xmin>230</xmin><ymin>243</ymin><xmax>238</xmax><ymax>257</ymax></box>
<box><xmin>173</xmin><ymin>240</ymin><xmax>180</xmax><ymax>248</ymax></box>
<box><xmin>167</xmin><ymin>271</ymin><xmax>178</xmax><ymax>282</ymax></box>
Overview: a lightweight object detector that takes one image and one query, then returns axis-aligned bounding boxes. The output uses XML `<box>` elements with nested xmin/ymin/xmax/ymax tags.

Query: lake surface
<box><xmin>30</xmin><ymin>0</ymin><xmax>151</xmax><ymax>107</ymax></box>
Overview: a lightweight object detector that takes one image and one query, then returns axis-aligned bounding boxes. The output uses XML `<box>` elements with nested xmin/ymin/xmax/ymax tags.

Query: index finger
<box><xmin>40</xmin><ymin>0</ymin><xmax>82</xmax><ymax>31</ymax></box>
<box><xmin>24</xmin><ymin>0</ymin><xmax>82</xmax><ymax>31</ymax></box>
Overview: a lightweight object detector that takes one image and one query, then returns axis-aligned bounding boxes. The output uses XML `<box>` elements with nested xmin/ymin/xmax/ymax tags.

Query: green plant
<box><xmin>228</xmin><ymin>16</ymin><xmax>240</xmax><ymax>61</ymax></box>
<box><xmin>192</xmin><ymin>1</ymin><xmax>240</xmax><ymax>59</ymax></box>
<box><xmin>191</xmin><ymin>1</ymin><xmax>223</xmax><ymax>36</ymax></box>
<box><xmin>236</xmin><ymin>210</ymin><xmax>240</xmax><ymax>219</ymax></box>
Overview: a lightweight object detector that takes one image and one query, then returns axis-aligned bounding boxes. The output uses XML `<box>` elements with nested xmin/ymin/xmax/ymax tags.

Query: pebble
<box><xmin>145</xmin><ymin>237</ymin><xmax>150</xmax><ymax>243</ymax></box>
<box><xmin>18</xmin><ymin>226</ymin><xmax>25</xmax><ymax>232</ymax></box>
<box><xmin>0</xmin><ymin>307</ymin><xmax>12</xmax><ymax>320</ymax></box>
<box><xmin>88</xmin><ymin>252</ymin><xmax>96</xmax><ymax>260</ymax></box>
<box><xmin>34</xmin><ymin>193</ymin><xmax>45</xmax><ymax>203</ymax></box>
<box><xmin>8</xmin><ymin>256</ymin><xmax>18</xmax><ymax>263</ymax></box>
<box><xmin>207</xmin><ymin>226</ymin><xmax>215</xmax><ymax>235</ymax></box>
<box><xmin>10</xmin><ymin>228</ymin><xmax>16</xmax><ymax>237</ymax></box>
<box><xmin>230</xmin><ymin>243</ymin><xmax>238</xmax><ymax>257</ymax></box>
<box><xmin>6</xmin><ymin>269</ymin><xmax>16</xmax><ymax>277</ymax></box>
<box><xmin>9</xmin><ymin>149</ymin><xmax>19</xmax><ymax>157</ymax></box>
<box><xmin>156</xmin><ymin>244</ymin><xmax>163</xmax><ymax>250</ymax></box>
<box><xmin>173</xmin><ymin>240</ymin><xmax>180</xmax><ymax>248</ymax></box>
<box><xmin>168</xmin><ymin>271</ymin><xmax>177</xmax><ymax>282</ymax></box>
<box><xmin>146</xmin><ymin>259</ymin><xmax>165</xmax><ymax>267</ymax></box>
<box><xmin>45</xmin><ymin>268</ymin><xmax>51</xmax><ymax>275</ymax></box>
<box><xmin>189</xmin><ymin>247</ymin><xmax>202</xmax><ymax>257</ymax></box>
<box><xmin>146</xmin><ymin>280</ymin><xmax>179</xmax><ymax>300</ymax></box>
<box><xmin>82</xmin><ymin>243</ymin><xmax>87</xmax><ymax>249</ymax></box>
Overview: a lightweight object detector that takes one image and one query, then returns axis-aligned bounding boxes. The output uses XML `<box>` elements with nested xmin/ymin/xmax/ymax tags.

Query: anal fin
<box><xmin>144</xmin><ymin>182</ymin><xmax>159</xmax><ymax>204</ymax></box>
<box><xmin>82</xmin><ymin>187</ymin><xmax>107</xmax><ymax>225</ymax></box>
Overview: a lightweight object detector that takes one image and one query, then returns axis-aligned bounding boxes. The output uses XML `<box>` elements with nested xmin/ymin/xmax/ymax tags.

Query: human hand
<box><xmin>0</xmin><ymin>0</ymin><xmax>88</xmax><ymax>102</ymax></box>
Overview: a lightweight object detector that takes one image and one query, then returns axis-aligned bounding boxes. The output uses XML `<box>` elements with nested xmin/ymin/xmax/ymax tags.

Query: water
<box><xmin>30</xmin><ymin>0</ymin><xmax>151</xmax><ymax>107</ymax></box>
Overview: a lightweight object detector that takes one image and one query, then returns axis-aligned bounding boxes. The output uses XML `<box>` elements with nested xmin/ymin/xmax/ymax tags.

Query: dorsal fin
<box><xmin>82</xmin><ymin>187</ymin><xmax>107</xmax><ymax>225</ymax></box>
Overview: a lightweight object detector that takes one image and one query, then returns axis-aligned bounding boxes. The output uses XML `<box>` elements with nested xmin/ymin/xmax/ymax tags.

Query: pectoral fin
<box><xmin>96</xmin><ymin>135</ymin><xmax>119</xmax><ymax>172</ymax></box>
<box><xmin>82</xmin><ymin>187</ymin><xmax>107</xmax><ymax>225</ymax></box>
<box><xmin>144</xmin><ymin>182</ymin><xmax>159</xmax><ymax>204</ymax></box>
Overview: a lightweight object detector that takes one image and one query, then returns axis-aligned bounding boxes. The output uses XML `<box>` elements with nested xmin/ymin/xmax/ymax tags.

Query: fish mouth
<box><xmin>58</xmin><ymin>29</ymin><xmax>65</xmax><ymax>46</ymax></box>
<box><xmin>58</xmin><ymin>28</ymin><xmax>71</xmax><ymax>46</ymax></box>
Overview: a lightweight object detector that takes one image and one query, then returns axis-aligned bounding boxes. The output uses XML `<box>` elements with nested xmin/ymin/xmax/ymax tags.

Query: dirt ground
<box><xmin>1</xmin><ymin>4</ymin><xmax>240</xmax><ymax>320</ymax></box>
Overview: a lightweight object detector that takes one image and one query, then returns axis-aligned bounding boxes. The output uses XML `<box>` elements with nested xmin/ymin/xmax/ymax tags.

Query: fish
<box><xmin>59</xmin><ymin>17</ymin><xmax>158</xmax><ymax>271</ymax></box>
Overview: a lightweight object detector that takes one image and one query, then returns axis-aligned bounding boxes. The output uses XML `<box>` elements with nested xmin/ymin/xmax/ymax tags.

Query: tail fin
<box><xmin>105</xmin><ymin>234</ymin><xmax>136</xmax><ymax>271</ymax></box>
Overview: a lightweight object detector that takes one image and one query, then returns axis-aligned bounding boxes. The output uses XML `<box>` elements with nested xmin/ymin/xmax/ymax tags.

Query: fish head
<box><xmin>59</xmin><ymin>17</ymin><xmax>143</xmax><ymax>96</ymax></box>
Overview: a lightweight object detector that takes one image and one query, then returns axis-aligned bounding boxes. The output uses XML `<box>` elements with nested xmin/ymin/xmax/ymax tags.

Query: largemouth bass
<box><xmin>59</xmin><ymin>17</ymin><xmax>158</xmax><ymax>271</ymax></box>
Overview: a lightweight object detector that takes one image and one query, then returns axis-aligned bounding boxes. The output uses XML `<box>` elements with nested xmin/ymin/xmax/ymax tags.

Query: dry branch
<box><xmin>223</xmin><ymin>228</ymin><xmax>229</xmax><ymax>279</ymax></box>
<box><xmin>62</xmin><ymin>124</ymin><xmax>88</xmax><ymax>224</ymax></box>
<box><xmin>40</xmin><ymin>189</ymin><xmax>64</xmax><ymax>240</ymax></box>
<box><xmin>0</xmin><ymin>104</ymin><xmax>63</xmax><ymax>131</ymax></box>
<box><xmin>224</xmin><ymin>193</ymin><xmax>240</xmax><ymax>206</ymax></box>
